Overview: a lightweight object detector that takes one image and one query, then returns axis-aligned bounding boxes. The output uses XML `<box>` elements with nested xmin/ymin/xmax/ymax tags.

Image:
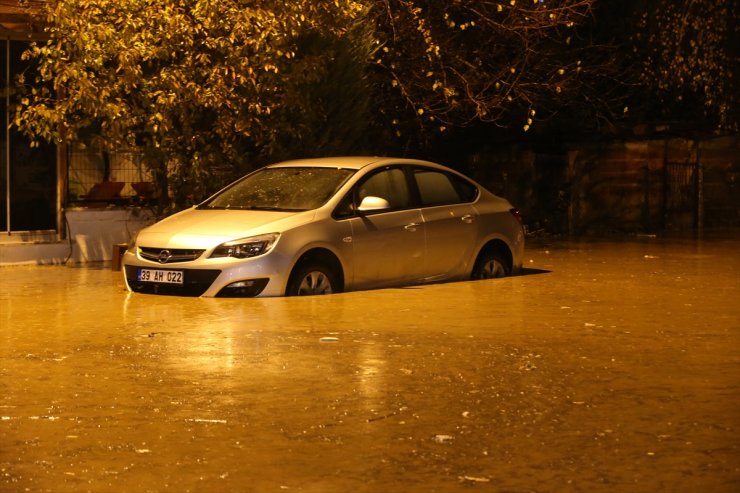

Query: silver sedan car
<box><xmin>122</xmin><ymin>157</ymin><xmax>524</xmax><ymax>297</ymax></box>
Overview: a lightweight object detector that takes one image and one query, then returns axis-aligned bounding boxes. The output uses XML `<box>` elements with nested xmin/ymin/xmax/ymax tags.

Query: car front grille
<box><xmin>124</xmin><ymin>266</ymin><xmax>221</xmax><ymax>297</ymax></box>
<box><xmin>139</xmin><ymin>247</ymin><xmax>205</xmax><ymax>264</ymax></box>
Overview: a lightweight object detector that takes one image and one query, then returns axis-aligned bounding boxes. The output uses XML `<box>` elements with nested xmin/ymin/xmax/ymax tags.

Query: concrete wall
<box><xmin>568</xmin><ymin>136</ymin><xmax>739</xmax><ymax>234</ymax></box>
<box><xmin>700</xmin><ymin>136</ymin><xmax>740</xmax><ymax>227</ymax></box>
<box><xmin>0</xmin><ymin>208</ymin><xmax>154</xmax><ymax>266</ymax></box>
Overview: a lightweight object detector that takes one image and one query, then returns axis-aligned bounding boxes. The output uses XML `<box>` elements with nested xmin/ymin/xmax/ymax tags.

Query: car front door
<box><xmin>342</xmin><ymin>167</ymin><xmax>426</xmax><ymax>289</ymax></box>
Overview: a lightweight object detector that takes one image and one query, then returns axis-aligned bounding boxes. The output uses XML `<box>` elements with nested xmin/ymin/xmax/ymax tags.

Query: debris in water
<box><xmin>320</xmin><ymin>337</ymin><xmax>339</xmax><ymax>343</ymax></box>
<box><xmin>367</xmin><ymin>411</ymin><xmax>397</xmax><ymax>423</ymax></box>
<box><xmin>458</xmin><ymin>475</ymin><xmax>491</xmax><ymax>483</ymax></box>
<box><xmin>433</xmin><ymin>434</ymin><xmax>454</xmax><ymax>444</ymax></box>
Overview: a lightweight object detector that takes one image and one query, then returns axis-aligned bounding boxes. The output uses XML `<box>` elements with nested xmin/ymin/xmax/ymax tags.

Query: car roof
<box><xmin>267</xmin><ymin>156</ymin><xmax>439</xmax><ymax>171</ymax></box>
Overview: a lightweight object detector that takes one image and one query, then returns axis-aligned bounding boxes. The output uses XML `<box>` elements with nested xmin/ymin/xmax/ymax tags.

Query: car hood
<box><xmin>136</xmin><ymin>208</ymin><xmax>316</xmax><ymax>249</ymax></box>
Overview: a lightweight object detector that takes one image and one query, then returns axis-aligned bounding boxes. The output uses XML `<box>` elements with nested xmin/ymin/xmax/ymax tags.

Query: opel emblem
<box><xmin>158</xmin><ymin>250</ymin><xmax>172</xmax><ymax>264</ymax></box>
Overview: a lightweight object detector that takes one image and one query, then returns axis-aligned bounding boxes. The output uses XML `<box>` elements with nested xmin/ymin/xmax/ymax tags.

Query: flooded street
<box><xmin>1</xmin><ymin>236</ymin><xmax>739</xmax><ymax>492</ymax></box>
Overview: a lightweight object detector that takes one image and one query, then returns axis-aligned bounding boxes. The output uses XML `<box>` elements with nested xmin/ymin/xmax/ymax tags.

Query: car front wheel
<box><xmin>287</xmin><ymin>263</ymin><xmax>340</xmax><ymax>296</ymax></box>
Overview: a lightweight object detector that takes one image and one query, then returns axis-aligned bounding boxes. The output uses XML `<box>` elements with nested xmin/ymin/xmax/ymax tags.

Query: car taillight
<box><xmin>509</xmin><ymin>207</ymin><xmax>523</xmax><ymax>225</ymax></box>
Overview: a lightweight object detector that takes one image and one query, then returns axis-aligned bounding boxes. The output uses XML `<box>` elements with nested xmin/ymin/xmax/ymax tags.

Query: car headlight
<box><xmin>210</xmin><ymin>233</ymin><xmax>280</xmax><ymax>259</ymax></box>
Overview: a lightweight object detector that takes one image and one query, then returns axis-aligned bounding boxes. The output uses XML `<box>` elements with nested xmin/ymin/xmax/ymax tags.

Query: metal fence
<box><xmin>665</xmin><ymin>161</ymin><xmax>699</xmax><ymax>225</ymax></box>
<box><xmin>68</xmin><ymin>145</ymin><xmax>153</xmax><ymax>205</ymax></box>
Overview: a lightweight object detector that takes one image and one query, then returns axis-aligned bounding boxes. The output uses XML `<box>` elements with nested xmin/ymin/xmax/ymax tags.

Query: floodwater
<box><xmin>1</xmin><ymin>236</ymin><xmax>739</xmax><ymax>493</ymax></box>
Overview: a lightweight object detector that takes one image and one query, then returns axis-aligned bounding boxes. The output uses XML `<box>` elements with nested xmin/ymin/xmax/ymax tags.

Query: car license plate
<box><xmin>137</xmin><ymin>268</ymin><xmax>183</xmax><ymax>285</ymax></box>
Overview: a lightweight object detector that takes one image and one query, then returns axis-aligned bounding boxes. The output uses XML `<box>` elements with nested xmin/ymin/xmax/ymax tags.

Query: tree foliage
<box><xmin>19</xmin><ymin>0</ymin><xmax>735</xmax><ymax>213</ymax></box>
<box><xmin>634</xmin><ymin>0</ymin><xmax>738</xmax><ymax>131</ymax></box>
<box><xmin>367</xmin><ymin>0</ymin><xmax>738</xmax><ymax>140</ymax></box>
<box><xmin>16</xmin><ymin>0</ymin><xmax>374</xmax><ymax>210</ymax></box>
<box><xmin>368</xmin><ymin>0</ymin><xmax>612</xmax><ymax>139</ymax></box>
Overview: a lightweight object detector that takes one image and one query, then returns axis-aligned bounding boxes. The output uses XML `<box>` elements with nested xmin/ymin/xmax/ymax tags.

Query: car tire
<box><xmin>287</xmin><ymin>262</ymin><xmax>340</xmax><ymax>296</ymax></box>
<box><xmin>472</xmin><ymin>250</ymin><xmax>510</xmax><ymax>280</ymax></box>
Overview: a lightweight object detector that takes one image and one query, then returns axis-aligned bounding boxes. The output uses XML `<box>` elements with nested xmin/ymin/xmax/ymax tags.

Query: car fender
<box><xmin>275</xmin><ymin>220</ymin><xmax>354</xmax><ymax>293</ymax></box>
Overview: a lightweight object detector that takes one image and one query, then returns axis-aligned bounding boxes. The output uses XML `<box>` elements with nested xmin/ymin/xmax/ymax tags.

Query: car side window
<box><xmin>453</xmin><ymin>174</ymin><xmax>478</xmax><ymax>202</ymax></box>
<box><xmin>333</xmin><ymin>192</ymin><xmax>355</xmax><ymax>219</ymax></box>
<box><xmin>414</xmin><ymin>169</ymin><xmax>460</xmax><ymax>206</ymax></box>
<box><xmin>332</xmin><ymin>167</ymin><xmax>411</xmax><ymax>219</ymax></box>
<box><xmin>413</xmin><ymin>168</ymin><xmax>479</xmax><ymax>206</ymax></box>
<box><xmin>357</xmin><ymin>168</ymin><xmax>411</xmax><ymax>209</ymax></box>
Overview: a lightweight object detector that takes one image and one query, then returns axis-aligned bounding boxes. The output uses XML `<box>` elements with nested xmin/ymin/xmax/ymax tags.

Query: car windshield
<box><xmin>201</xmin><ymin>167</ymin><xmax>356</xmax><ymax>212</ymax></box>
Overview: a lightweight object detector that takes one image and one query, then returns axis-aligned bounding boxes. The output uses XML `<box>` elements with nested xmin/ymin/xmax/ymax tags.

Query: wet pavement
<box><xmin>1</xmin><ymin>235</ymin><xmax>739</xmax><ymax>492</ymax></box>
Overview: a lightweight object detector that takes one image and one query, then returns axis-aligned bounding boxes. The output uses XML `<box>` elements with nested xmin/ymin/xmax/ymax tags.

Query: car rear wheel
<box><xmin>472</xmin><ymin>251</ymin><xmax>510</xmax><ymax>280</ymax></box>
<box><xmin>287</xmin><ymin>263</ymin><xmax>340</xmax><ymax>296</ymax></box>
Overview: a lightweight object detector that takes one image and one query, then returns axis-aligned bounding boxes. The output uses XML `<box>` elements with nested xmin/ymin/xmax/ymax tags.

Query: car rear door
<box><xmin>413</xmin><ymin>167</ymin><xmax>479</xmax><ymax>280</ymax></box>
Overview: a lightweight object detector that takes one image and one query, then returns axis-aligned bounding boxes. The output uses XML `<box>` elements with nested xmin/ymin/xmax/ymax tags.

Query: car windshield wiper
<box><xmin>233</xmin><ymin>205</ymin><xmax>289</xmax><ymax>211</ymax></box>
<box><xmin>200</xmin><ymin>204</ymin><xmax>305</xmax><ymax>212</ymax></box>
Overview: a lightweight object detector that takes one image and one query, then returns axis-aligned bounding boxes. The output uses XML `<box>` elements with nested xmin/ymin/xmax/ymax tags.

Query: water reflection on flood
<box><xmin>120</xmin><ymin>290</ymin><xmax>394</xmax><ymax>410</ymax></box>
<box><xmin>1</xmin><ymin>236</ymin><xmax>739</xmax><ymax>492</ymax></box>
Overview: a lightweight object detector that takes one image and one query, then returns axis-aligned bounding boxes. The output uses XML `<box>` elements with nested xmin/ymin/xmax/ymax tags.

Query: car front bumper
<box><xmin>121</xmin><ymin>250</ymin><xmax>290</xmax><ymax>297</ymax></box>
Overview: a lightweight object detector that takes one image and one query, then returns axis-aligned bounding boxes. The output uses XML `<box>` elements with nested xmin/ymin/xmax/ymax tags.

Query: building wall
<box><xmin>465</xmin><ymin>135</ymin><xmax>739</xmax><ymax>235</ymax></box>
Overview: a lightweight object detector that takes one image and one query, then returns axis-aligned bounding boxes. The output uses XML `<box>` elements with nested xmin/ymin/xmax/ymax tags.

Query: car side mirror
<box><xmin>357</xmin><ymin>196</ymin><xmax>391</xmax><ymax>213</ymax></box>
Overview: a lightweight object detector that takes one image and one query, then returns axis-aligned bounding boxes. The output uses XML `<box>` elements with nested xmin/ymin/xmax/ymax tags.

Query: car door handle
<box><xmin>461</xmin><ymin>214</ymin><xmax>474</xmax><ymax>223</ymax></box>
<box><xmin>404</xmin><ymin>222</ymin><xmax>421</xmax><ymax>231</ymax></box>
